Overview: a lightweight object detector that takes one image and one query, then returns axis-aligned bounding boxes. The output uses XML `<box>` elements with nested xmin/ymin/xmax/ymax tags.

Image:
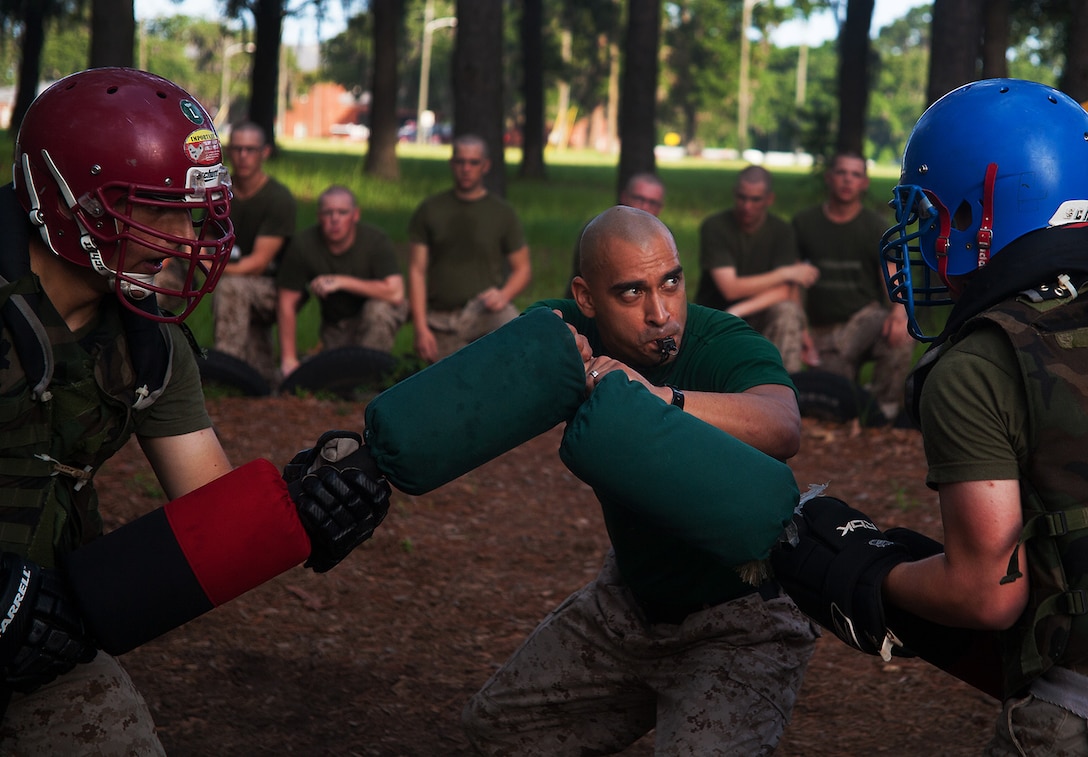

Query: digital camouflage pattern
<box><xmin>963</xmin><ymin>289</ymin><xmax>1088</xmax><ymax>696</ymax></box>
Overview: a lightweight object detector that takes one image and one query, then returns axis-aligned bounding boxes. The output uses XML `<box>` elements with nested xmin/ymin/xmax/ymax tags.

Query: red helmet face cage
<box><xmin>13</xmin><ymin>68</ymin><xmax>235</xmax><ymax>323</ymax></box>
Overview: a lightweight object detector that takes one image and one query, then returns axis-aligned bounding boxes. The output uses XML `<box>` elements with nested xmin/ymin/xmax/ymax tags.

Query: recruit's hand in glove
<box><xmin>770</xmin><ymin>495</ymin><xmax>913</xmax><ymax>660</ymax></box>
<box><xmin>0</xmin><ymin>552</ymin><xmax>97</xmax><ymax>693</ymax></box>
<box><xmin>283</xmin><ymin>430</ymin><xmax>391</xmax><ymax>573</ymax></box>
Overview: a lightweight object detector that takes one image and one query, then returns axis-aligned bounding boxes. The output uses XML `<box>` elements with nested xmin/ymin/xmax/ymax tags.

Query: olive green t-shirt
<box><xmin>277</xmin><ymin>221</ymin><xmax>400</xmax><ymax>323</ymax></box>
<box><xmin>530</xmin><ymin>299</ymin><xmax>795</xmax><ymax>607</ymax></box>
<box><xmin>134</xmin><ymin>323</ymin><xmax>215</xmax><ymax>438</ymax></box>
<box><xmin>407</xmin><ymin>190</ymin><xmax>526</xmax><ymax>311</ymax></box>
<box><xmin>230</xmin><ymin>176</ymin><xmax>297</xmax><ymax>276</ymax></box>
<box><xmin>792</xmin><ymin>205</ymin><xmax>889</xmax><ymax>326</ymax></box>
<box><xmin>694</xmin><ymin>209</ymin><xmax>799</xmax><ymax>310</ymax></box>
<box><xmin>918</xmin><ymin>325</ymin><xmax>1027</xmax><ymax>488</ymax></box>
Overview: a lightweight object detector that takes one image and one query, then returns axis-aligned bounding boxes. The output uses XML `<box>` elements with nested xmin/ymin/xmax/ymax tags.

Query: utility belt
<box><xmin>637</xmin><ymin>580</ymin><xmax>781</xmax><ymax>627</ymax></box>
<box><xmin>1028</xmin><ymin>666</ymin><xmax>1088</xmax><ymax>719</ymax></box>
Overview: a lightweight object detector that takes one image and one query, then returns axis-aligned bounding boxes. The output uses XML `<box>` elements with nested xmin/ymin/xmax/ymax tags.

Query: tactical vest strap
<box><xmin>1026</xmin><ymin>508</ymin><xmax>1088</xmax><ymax>538</ymax></box>
<box><xmin>0</xmin><ymin>456</ymin><xmax>56</xmax><ymax>478</ymax></box>
<box><xmin>0</xmin><ymin>489</ymin><xmax>50</xmax><ymax>508</ymax></box>
<box><xmin>0</xmin><ymin>426</ymin><xmax>49</xmax><ymax>450</ymax></box>
<box><xmin>1006</xmin><ymin>507</ymin><xmax>1088</xmax><ymax>583</ymax></box>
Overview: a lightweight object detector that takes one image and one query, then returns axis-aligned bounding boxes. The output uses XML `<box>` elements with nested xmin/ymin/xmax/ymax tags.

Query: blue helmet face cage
<box><xmin>880</xmin><ymin>184</ymin><xmax>953</xmax><ymax>342</ymax></box>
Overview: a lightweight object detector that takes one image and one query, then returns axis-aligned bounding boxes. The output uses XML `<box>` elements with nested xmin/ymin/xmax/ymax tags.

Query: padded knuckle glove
<box><xmin>770</xmin><ymin>495</ymin><xmax>912</xmax><ymax>660</ymax></box>
<box><xmin>285</xmin><ymin>430</ymin><xmax>391</xmax><ymax>574</ymax></box>
<box><xmin>0</xmin><ymin>553</ymin><xmax>97</xmax><ymax>694</ymax></box>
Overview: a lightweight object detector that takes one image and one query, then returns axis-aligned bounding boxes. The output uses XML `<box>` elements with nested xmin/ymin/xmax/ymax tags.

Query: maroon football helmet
<box><xmin>14</xmin><ymin>67</ymin><xmax>234</xmax><ymax>322</ymax></box>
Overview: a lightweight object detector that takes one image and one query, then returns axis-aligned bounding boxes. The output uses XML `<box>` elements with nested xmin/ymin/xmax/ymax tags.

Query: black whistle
<box><xmin>657</xmin><ymin>336</ymin><xmax>678</xmax><ymax>362</ymax></box>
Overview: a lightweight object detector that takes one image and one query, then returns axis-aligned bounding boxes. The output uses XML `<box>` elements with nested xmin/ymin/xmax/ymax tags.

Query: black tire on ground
<box><xmin>790</xmin><ymin>370</ymin><xmax>884</xmax><ymax>426</ymax></box>
<box><xmin>198</xmin><ymin>349</ymin><xmax>272</xmax><ymax>397</ymax></box>
<box><xmin>278</xmin><ymin>346</ymin><xmax>398</xmax><ymax>400</ymax></box>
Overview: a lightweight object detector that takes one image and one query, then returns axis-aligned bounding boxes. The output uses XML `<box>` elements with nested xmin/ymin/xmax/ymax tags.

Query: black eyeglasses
<box><xmin>628</xmin><ymin>194</ymin><xmax>663</xmax><ymax>208</ymax></box>
<box><xmin>451</xmin><ymin>158</ymin><xmax>484</xmax><ymax>166</ymax></box>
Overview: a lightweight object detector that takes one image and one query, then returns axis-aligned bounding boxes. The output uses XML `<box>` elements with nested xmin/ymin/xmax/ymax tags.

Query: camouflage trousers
<box><xmin>426</xmin><ymin>299</ymin><xmax>520</xmax><ymax>362</ymax></box>
<box><xmin>463</xmin><ymin>551</ymin><xmax>818</xmax><ymax>756</ymax></box>
<box><xmin>808</xmin><ymin>301</ymin><xmax>915</xmax><ymax>417</ymax></box>
<box><xmin>213</xmin><ymin>274</ymin><xmax>279</xmax><ymax>384</ymax></box>
<box><xmin>0</xmin><ymin>653</ymin><xmax>165</xmax><ymax>756</ymax></box>
<box><xmin>745</xmin><ymin>301</ymin><xmax>808</xmax><ymax>374</ymax></box>
<box><xmin>321</xmin><ymin>299</ymin><xmax>409</xmax><ymax>354</ymax></box>
<box><xmin>986</xmin><ymin>668</ymin><xmax>1088</xmax><ymax>756</ymax></box>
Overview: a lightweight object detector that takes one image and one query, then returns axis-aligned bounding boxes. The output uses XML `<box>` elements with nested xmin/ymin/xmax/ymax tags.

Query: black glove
<box><xmin>0</xmin><ymin>553</ymin><xmax>96</xmax><ymax>694</ymax></box>
<box><xmin>770</xmin><ymin>496</ymin><xmax>913</xmax><ymax>660</ymax></box>
<box><xmin>283</xmin><ymin>430</ymin><xmax>391</xmax><ymax>573</ymax></box>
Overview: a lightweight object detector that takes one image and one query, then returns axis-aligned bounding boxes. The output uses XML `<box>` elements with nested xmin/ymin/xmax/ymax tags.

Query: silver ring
<box><xmin>589</xmin><ymin>370</ymin><xmax>599</xmax><ymax>380</ymax></box>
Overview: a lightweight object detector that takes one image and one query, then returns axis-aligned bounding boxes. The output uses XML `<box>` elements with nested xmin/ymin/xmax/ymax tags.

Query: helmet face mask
<box><xmin>880</xmin><ymin>78</ymin><xmax>1088</xmax><ymax>341</ymax></box>
<box><xmin>880</xmin><ymin>185</ymin><xmax>952</xmax><ymax>341</ymax></box>
<box><xmin>67</xmin><ymin>167</ymin><xmax>233</xmax><ymax>317</ymax></box>
<box><xmin>14</xmin><ymin>67</ymin><xmax>235</xmax><ymax>323</ymax></box>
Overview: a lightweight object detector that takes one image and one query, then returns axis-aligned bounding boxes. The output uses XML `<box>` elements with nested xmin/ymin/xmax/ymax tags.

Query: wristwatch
<box><xmin>666</xmin><ymin>384</ymin><xmax>685</xmax><ymax>410</ymax></box>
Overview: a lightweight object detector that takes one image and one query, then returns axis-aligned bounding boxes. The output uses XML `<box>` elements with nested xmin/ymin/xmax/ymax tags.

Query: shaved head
<box><xmin>578</xmin><ymin>206</ymin><xmax>678</xmax><ymax>283</ymax></box>
<box><xmin>572</xmin><ymin>205</ymin><xmax>686</xmax><ymax>368</ymax></box>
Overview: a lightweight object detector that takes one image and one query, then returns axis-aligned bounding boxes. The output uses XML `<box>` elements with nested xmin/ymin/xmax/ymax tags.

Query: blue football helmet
<box><xmin>880</xmin><ymin>78</ymin><xmax>1088</xmax><ymax>341</ymax></box>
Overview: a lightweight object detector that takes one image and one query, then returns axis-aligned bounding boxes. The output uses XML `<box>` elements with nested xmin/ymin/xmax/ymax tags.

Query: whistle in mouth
<box><xmin>658</xmin><ymin>336</ymin><xmax>678</xmax><ymax>360</ymax></box>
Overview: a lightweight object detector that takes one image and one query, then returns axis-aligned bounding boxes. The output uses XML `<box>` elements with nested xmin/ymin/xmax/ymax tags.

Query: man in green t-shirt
<box><xmin>792</xmin><ymin>152</ymin><xmax>915</xmax><ymax>422</ymax></box>
<box><xmin>213</xmin><ymin>122</ymin><xmax>298</xmax><ymax>384</ymax></box>
<box><xmin>407</xmin><ymin>135</ymin><xmax>531</xmax><ymax>363</ymax></box>
<box><xmin>694</xmin><ymin>165</ymin><xmax>820</xmax><ymax>372</ymax></box>
<box><xmin>463</xmin><ymin>206</ymin><xmax>817</xmax><ymax>755</ymax></box>
<box><xmin>276</xmin><ymin>185</ymin><xmax>407</xmax><ymax>378</ymax></box>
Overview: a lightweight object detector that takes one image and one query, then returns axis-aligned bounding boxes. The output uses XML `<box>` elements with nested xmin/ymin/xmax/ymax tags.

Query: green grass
<box><xmin>0</xmin><ymin>125</ymin><xmax>919</xmax><ymax>363</ymax></box>
<box><xmin>185</xmin><ymin>140</ymin><xmax>907</xmax><ymax>359</ymax></box>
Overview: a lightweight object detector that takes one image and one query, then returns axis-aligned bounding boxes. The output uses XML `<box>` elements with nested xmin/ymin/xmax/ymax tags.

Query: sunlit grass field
<box><xmin>0</xmin><ymin>125</ymin><xmax>910</xmax><ymax>361</ymax></box>
<box><xmin>184</xmin><ymin>139</ymin><xmax>906</xmax><ymax>358</ymax></box>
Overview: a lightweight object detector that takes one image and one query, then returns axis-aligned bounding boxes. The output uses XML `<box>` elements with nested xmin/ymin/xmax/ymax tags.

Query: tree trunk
<box><xmin>91</xmin><ymin>0</ymin><xmax>135</xmax><ymax>67</ymax></box>
<box><xmin>980</xmin><ymin>0</ymin><xmax>1009</xmax><ymax>79</ymax></box>
<box><xmin>454</xmin><ymin>0</ymin><xmax>507</xmax><ymax>196</ymax></box>
<box><xmin>606</xmin><ymin>38</ymin><xmax>620</xmax><ymax>154</ymax></box>
<box><xmin>365</xmin><ymin>0</ymin><xmax>403</xmax><ymax>180</ymax></box>
<box><xmin>519</xmin><ymin>0</ymin><xmax>546</xmax><ymax>179</ymax></box>
<box><xmin>835</xmin><ymin>0</ymin><xmax>874</xmax><ymax>157</ymax></box>
<box><xmin>616</xmin><ymin>0</ymin><xmax>660</xmax><ymax>201</ymax></box>
<box><xmin>10</xmin><ymin>3</ymin><xmax>46</xmax><ymax>136</ymax></box>
<box><xmin>249</xmin><ymin>0</ymin><xmax>285</xmax><ymax>151</ymax></box>
<box><xmin>548</xmin><ymin>28</ymin><xmax>572</xmax><ymax>150</ymax></box>
<box><xmin>927</xmin><ymin>0</ymin><xmax>985</xmax><ymax>107</ymax></box>
<box><xmin>1061</xmin><ymin>1</ymin><xmax>1088</xmax><ymax>102</ymax></box>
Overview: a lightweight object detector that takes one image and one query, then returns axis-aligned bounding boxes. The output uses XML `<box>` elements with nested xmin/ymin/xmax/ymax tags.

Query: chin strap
<box><xmin>933</xmin><ymin>162</ymin><xmax>998</xmax><ymax>299</ymax></box>
<box><xmin>976</xmin><ymin>162</ymin><xmax>998</xmax><ymax>270</ymax></box>
<box><xmin>931</xmin><ymin>191</ymin><xmax>954</xmax><ymax>292</ymax></box>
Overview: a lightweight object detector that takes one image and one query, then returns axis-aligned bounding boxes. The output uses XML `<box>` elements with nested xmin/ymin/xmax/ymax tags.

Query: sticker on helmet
<box><xmin>185</xmin><ymin>129</ymin><xmax>223</xmax><ymax>166</ymax></box>
<box><xmin>180</xmin><ymin>99</ymin><xmax>206</xmax><ymax>125</ymax></box>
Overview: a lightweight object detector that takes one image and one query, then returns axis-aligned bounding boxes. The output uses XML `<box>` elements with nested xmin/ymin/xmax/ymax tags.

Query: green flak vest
<box><xmin>0</xmin><ymin>187</ymin><xmax>175</xmax><ymax>568</ymax></box>
<box><xmin>957</xmin><ymin>287</ymin><xmax>1088</xmax><ymax>696</ymax></box>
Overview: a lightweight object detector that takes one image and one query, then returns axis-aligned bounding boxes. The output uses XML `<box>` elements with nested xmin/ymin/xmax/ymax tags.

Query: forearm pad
<box><xmin>64</xmin><ymin>459</ymin><xmax>312</xmax><ymax>655</ymax></box>
<box><xmin>881</xmin><ymin>527</ymin><xmax>1004</xmax><ymax>699</ymax></box>
<box><xmin>884</xmin><ymin>602</ymin><xmax>1004</xmax><ymax>699</ymax></box>
<box><xmin>364</xmin><ymin>308</ymin><xmax>586</xmax><ymax>495</ymax></box>
<box><xmin>559</xmin><ymin>372</ymin><xmax>799</xmax><ymax>566</ymax></box>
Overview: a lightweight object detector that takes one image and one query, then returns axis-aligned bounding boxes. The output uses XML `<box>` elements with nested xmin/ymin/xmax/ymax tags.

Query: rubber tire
<box><xmin>278</xmin><ymin>346</ymin><xmax>397</xmax><ymax>400</ymax></box>
<box><xmin>198</xmin><ymin>349</ymin><xmax>272</xmax><ymax>397</ymax></box>
<box><xmin>790</xmin><ymin>370</ymin><xmax>883</xmax><ymax>426</ymax></box>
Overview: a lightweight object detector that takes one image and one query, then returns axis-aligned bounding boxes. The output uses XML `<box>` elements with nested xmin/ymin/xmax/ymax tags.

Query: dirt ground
<box><xmin>97</xmin><ymin>395</ymin><xmax>1000</xmax><ymax>756</ymax></box>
